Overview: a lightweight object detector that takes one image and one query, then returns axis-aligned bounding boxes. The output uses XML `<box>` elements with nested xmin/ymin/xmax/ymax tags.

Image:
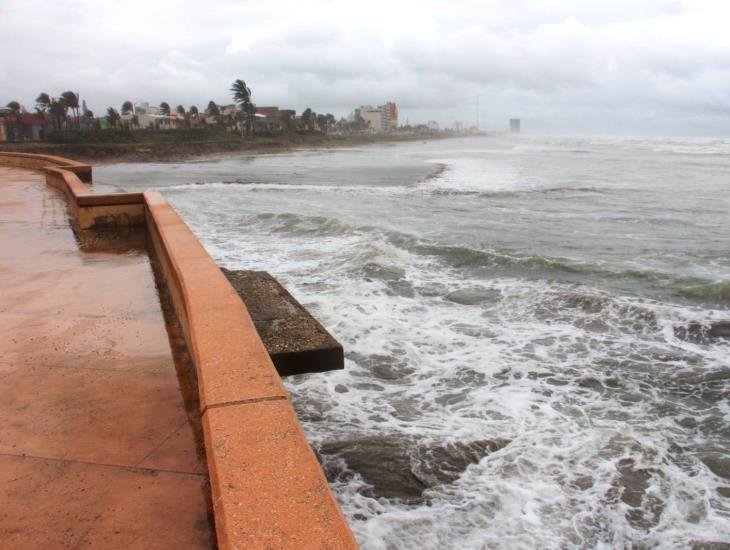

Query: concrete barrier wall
<box><xmin>0</xmin><ymin>151</ymin><xmax>92</xmax><ymax>182</ymax></box>
<box><xmin>0</xmin><ymin>153</ymin><xmax>358</xmax><ymax>550</ymax></box>
<box><xmin>44</xmin><ymin>167</ymin><xmax>145</xmax><ymax>229</ymax></box>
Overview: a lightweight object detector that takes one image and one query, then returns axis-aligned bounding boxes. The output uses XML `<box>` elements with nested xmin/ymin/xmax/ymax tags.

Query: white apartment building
<box><xmin>355</xmin><ymin>106</ymin><xmax>383</xmax><ymax>132</ymax></box>
<box><xmin>354</xmin><ymin>102</ymin><xmax>398</xmax><ymax>132</ymax></box>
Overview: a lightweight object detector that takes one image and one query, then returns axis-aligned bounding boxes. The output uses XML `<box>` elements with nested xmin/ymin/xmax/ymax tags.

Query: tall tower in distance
<box><xmin>383</xmin><ymin>102</ymin><xmax>398</xmax><ymax>130</ymax></box>
<box><xmin>509</xmin><ymin>118</ymin><xmax>521</xmax><ymax>133</ymax></box>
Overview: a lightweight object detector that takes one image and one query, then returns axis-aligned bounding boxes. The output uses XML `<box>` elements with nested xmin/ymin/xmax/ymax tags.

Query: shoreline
<box><xmin>0</xmin><ymin>131</ymin><xmax>476</xmax><ymax>164</ymax></box>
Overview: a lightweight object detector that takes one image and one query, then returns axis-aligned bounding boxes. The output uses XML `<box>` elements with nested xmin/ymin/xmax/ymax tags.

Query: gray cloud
<box><xmin>1</xmin><ymin>0</ymin><xmax>728</xmax><ymax>135</ymax></box>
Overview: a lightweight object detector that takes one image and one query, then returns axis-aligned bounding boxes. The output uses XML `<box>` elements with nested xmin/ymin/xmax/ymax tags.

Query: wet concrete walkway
<box><xmin>0</xmin><ymin>166</ymin><xmax>214</xmax><ymax>548</ymax></box>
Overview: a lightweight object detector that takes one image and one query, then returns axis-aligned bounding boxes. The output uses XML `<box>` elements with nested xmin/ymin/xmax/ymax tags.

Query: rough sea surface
<box><xmin>98</xmin><ymin>135</ymin><xmax>730</xmax><ymax>549</ymax></box>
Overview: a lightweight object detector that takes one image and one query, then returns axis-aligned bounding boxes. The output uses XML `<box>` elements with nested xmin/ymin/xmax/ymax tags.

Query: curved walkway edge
<box><xmin>0</xmin><ymin>152</ymin><xmax>358</xmax><ymax>549</ymax></box>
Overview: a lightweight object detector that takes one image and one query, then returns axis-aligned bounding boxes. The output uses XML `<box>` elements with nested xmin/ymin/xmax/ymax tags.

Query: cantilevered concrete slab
<box><xmin>221</xmin><ymin>268</ymin><xmax>344</xmax><ymax>376</ymax></box>
<box><xmin>0</xmin><ymin>166</ymin><xmax>214</xmax><ymax>548</ymax></box>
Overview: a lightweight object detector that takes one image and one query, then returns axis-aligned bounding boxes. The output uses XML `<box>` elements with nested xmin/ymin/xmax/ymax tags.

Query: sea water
<box><xmin>97</xmin><ymin>135</ymin><xmax>730</xmax><ymax>549</ymax></box>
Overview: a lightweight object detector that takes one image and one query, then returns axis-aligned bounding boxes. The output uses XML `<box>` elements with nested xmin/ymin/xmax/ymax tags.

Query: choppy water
<box><xmin>97</xmin><ymin>135</ymin><xmax>730</xmax><ymax>549</ymax></box>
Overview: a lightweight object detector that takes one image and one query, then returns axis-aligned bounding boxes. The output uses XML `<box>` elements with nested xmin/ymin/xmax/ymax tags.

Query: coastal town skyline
<box><xmin>2</xmin><ymin>88</ymin><xmax>468</xmax><ymax>135</ymax></box>
<box><xmin>1</xmin><ymin>0</ymin><xmax>728</xmax><ymax>136</ymax></box>
<box><xmin>4</xmin><ymin>91</ymin><xmax>470</xmax><ymax>140</ymax></box>
<box><xmin>4</xmin><ymin>79</ymin><xmax>490</xmax><ymax>140</ymax></box>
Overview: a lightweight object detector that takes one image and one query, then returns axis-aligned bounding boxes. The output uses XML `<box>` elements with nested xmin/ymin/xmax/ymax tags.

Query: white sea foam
<box><xmin>168</xmin><ymin>184</ymin><xmax>730</xmax><ymax>547</ymax></box>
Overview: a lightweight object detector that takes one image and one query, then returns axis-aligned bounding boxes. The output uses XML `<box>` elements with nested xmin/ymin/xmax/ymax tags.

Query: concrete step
<box><xmin>221</xmin><ymin>268</ymin><xmax>344</xmax><ymax>376</ymax></box>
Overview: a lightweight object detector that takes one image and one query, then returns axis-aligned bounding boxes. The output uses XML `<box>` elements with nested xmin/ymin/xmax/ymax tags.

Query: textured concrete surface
<box><xmin>0</xmin><ymin>166</ymin><xmax>214</xmax><ymax>548</ymax></box>
<box><xmin>145</xmin><ymin>190</ymin><xmax>359</xmax><ymax>549</ymax></box>
<box><xmin>145</xmin><ymin>198</ymin><xmax>289</xmax><ymax>411</ymax></box>
<box><xmin>203</xmin><ymin>399</ymin><xmax>359</xmax><ymax>549</ymax></box>
<box><xmin>221</xmin><ymin>268</ymin><xmax>344</xmax><ymax>376</ymax></box>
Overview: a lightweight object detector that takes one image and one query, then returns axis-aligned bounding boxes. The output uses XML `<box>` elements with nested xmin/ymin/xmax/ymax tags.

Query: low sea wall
<box><xmin>0</xmin><ymin>153</ymin><xmax>358</xmax><ymax>549</ymax></box>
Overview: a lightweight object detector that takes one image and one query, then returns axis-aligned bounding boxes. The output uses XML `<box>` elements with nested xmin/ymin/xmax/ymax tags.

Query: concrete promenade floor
<box><xmin>0</xmin><ymin>166</ymin><xmax>215</xmax><ymax>547</ymax></box>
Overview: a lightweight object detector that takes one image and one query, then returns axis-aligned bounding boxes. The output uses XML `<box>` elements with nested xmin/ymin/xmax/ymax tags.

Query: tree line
<box><xmin>5</xmin><ymin>91</ymin><xmax>92</xmax><ymax>130</ymax></box>
<box><xmin>5</xmin><ymin>79</ymin><xmax>346</xmax><ymax>134</ymax></box>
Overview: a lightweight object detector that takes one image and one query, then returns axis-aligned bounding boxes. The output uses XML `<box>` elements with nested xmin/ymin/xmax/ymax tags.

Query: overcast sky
<box><xmin>1</xmin><ymin>0</ymin><xmax>729</xmax><ymax>135</ymax></box>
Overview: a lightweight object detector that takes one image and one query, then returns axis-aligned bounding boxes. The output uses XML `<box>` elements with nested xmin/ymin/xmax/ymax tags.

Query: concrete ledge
<box><xmin>0</xmin><ymin>151</ymin><xmax>92</xmax><ymax>182</ymax></box>
<box><xmin>204</xmin><ymin>399</ymin><xmax>357</xmax><ymax>549</ymax></box>
<box><xmin>222</xmin><ymin>269</ymin><xmax>345</xmax><ymax>376</ymax></box>
<box><xmin>44</xmin><ymin>166</ymin><xmax>145</xmax><ymax>229</ymax></box>
<box><xmin>0</xmin><ymin>153</ymin><xmax>358</xmax><ymax>549</ymax></box>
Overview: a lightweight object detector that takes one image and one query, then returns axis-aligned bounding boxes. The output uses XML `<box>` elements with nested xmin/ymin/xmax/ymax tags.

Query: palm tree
<box><xmin>159</xmin><ymin>102</ymin><xmax>171</xmax><ymax>115</ymax></box>
<box><xmin>230</xmin><ymin>79</ymin><xmax>254</xmax><ymax>135</ymax></box>
<box><xmin>175</xmin><ymin>105</ymin><xmax>188</xmax><ymax>127</ymax></box>
<box><xmin>188</xmin><ymin>105</ymin><xmax>199</xmax><ymax>127</ymax></box>
<box><xmin>206</xmin><ymin>101</ymin><xmax>220</xmax><ymax>117</ymax></box>
<box><xmin>120</xmin><ymin>101</ymin><xmax>134</xmax><ymax>129</ymax></box>
<box><xmin>82</xmin><ymin>100</ymin><xmax>94</xmax><ymax>120</ymax></box>
<box><xmin>61</xmin><ymin>91</ymin><xmax>80</xmax><ymax>128</ymax></box>
<box><xmin>35</xmin><ymin>93</ymin><xmax>51</xmax><ymax>114</ymax></box>
<box><xmin>353</xmin><ymin>114</ymin><xmax>367</xmax><ymax>132</ymax></box>
<box><xmin>106</xmin><ymin>107</ymin><xmax>121</xmax><ymax>129</ymax></box>
<box><xmin>6</xmin><ymin>101</ymin><xmax>21</xmax><ymax>114</ymax></box>
<box><xmin>300</xmin><ymin>108</ymin><xmax>314</xmax><ymax>130</ymax></box>
<box><xmin>176</xmin><ymin>104</ymin><xmax>186</xmax><ymax>127</ymax></box>
<box><xmin>206</xmin><ymin>101</ymin><xmax>221</xmax><ymax>126</ymax></box>
<box><xmin>316</xmin><ymin>113</ymin><xmax>327</xmax><ymax>132</ymax></box>
<box><xmin>49</xmin><ymin>99</ymin><xmax>67</xmax><ymax>130</ymax></box>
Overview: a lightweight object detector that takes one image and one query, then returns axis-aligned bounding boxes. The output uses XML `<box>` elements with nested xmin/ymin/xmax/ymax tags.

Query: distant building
<box><xmin>353</xmin><ymin>102</ymin><xmax>398</xmax><ymax>132</ymax></box>
<box><xmin>22</xmin><ymin>114</ymin><xmax>51</xmax><ymax>140</ymax></box>
<box><xmin>248</xmin><ymin>107</ymin><xmax>297</xmax><ymax>131</ymax></box>
<box><xmin>251</xmin><ymin>106</ymin><xmax>281</xmax><ymax>131</ymax></box>
<box><xmin>125</xmin><ymin>103</ymin><xmax>179</xmax><ymax>130</ymax></box>
<box><xmin>355</xmin><ymin>105</ymin><xmax>383</xmax><ymax>132</ymax></box>
<box><xmin>510</xmin><ymin>118</ymin><xmax>521</xmax><ymax>132</ymax></box>
<box><xmin>427</xmin><ymin>120</ymin><xmax>440</xmax><ymax>131</ymax></box>
<box><xmin>133</xmin><ymin>113</ymin><xmax>176</xmax><ymax>129</ymax></box>
<box><xmin>0</xmin><ymin>110</ymin><xmax>51</xmax><ymax>141</ymax></box>
<box><xmin>382</xmin><ymin>102</ymin><xmax>398</xmax><ymax>130</ymax></box>
<box><xmin>453</xmin><ymin>121</ymin><xmax>464</xmax><ymax>132</ymax></box>
<box><xmin>134</xmin><ymin>102</ymin><xmax>159</xmax><ymax>116</ymax></box>
<box><xmin>280</xmin><ymin>109</ymin><xmax>296</xmax><ymax>129</ymax></box>
<box><xmin>254</xmin><ymin>106</ymin><xmax>280</xmax><ymax>131</ymax></box>
<box><xmin>0</xmin><ymin>109</ymin><xmax>12</xmax><ymax>141</ymax></box>
<box><xmin>220</xmin><ymin>104</ymin><xmax>237</xmax><ymax>116</ymax></box>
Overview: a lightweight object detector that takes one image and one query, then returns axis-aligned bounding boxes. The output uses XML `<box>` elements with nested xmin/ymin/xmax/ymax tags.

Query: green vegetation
<box><xmin>105</xmin><ymin>107</ymin><xmax>121</xmax><ymax>129</ymax></box>
<box><xmin>7</xmin><ymin>78</ymin><xmax>363</xmax><ymax>139</ymax></box>
<box><xmin>35</xmin><ymin>93</ymin><xmax>51</xmax><ymax>113</ymax></box>
<box><xmin>206</xmin><ymin>101</ymin><xmax>220</xmax><ymax>117</ymax></box>
<box><xmin>230</xmin><ymin>79</ymin><xmax>254</xmax><ymax>135</ymax></box>
<box><xmin>49</xmin><ymin>99</ymin><xmax>67</xmax><ymax>129</ymax></box>
<box><xmin>60</xmin><ymin>92</ymin><xmax>80</xmax><ymax>127</ymax></box>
